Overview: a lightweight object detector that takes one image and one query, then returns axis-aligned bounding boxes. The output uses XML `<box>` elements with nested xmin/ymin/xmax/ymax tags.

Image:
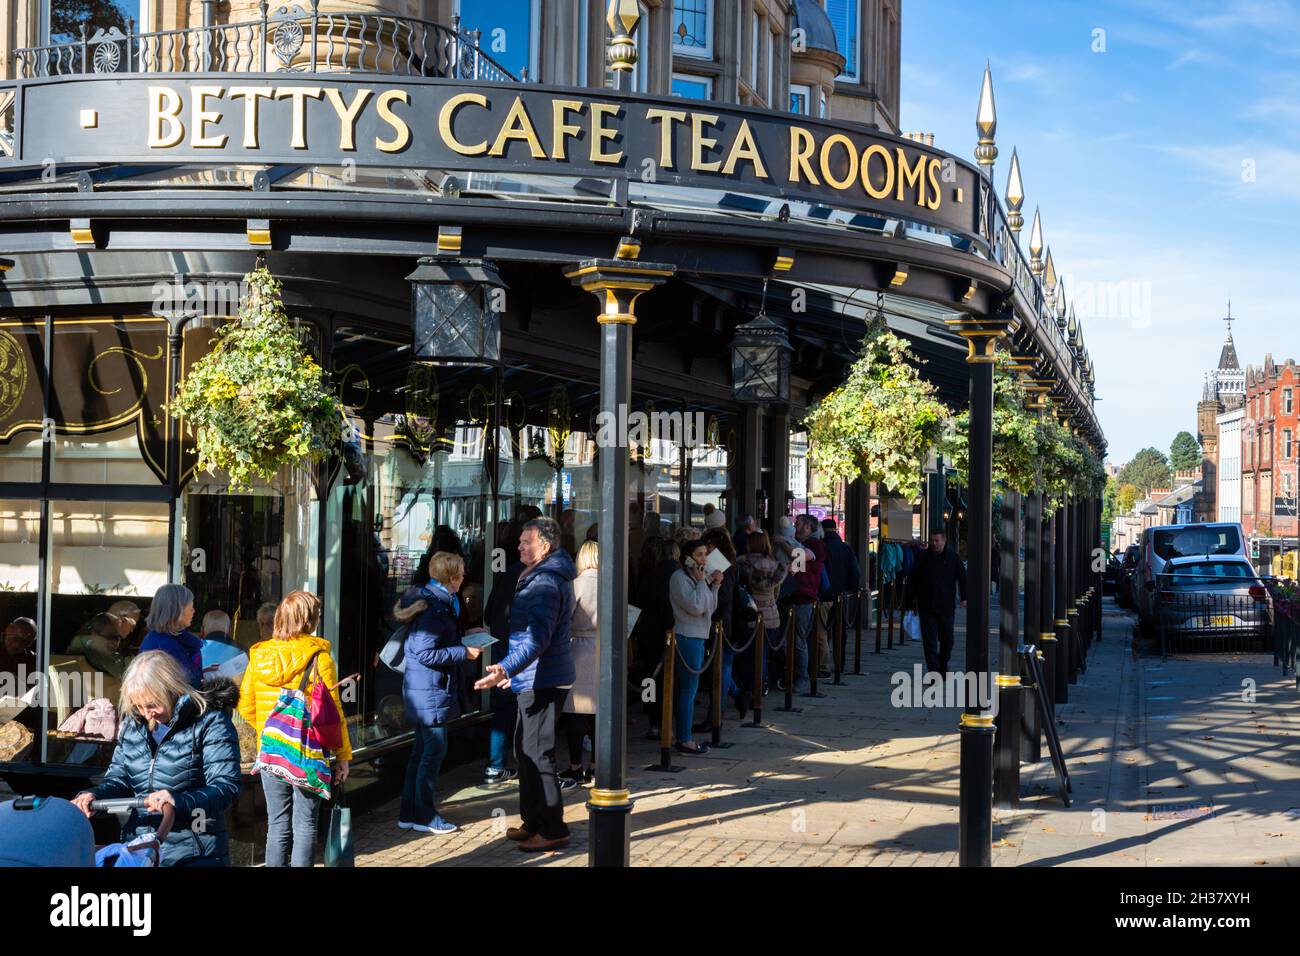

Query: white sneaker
<box><xmin>397</xmin><ymin>821</ymin><xmax>414</xmax><ymax>830</ymax></box>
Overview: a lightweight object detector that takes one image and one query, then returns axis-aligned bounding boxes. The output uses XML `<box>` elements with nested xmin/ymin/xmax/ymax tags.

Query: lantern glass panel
<box><xmin>413</xmin><ymin>280</ymin><xmax>501</xmax><ymax>363</ymax></box>
<box><xmin>732</xmin><ymin>341</ymin><xmax>787</xmax><ymax>402</ymax></box>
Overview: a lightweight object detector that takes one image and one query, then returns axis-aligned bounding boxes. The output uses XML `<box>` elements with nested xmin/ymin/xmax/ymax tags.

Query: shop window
<box><xmin>44</xmin><ymin>499</ymin><xmax>169</xmax><ymax>767</ymax></box>
<box><xmin>827</xmin><ymin>0</ymin><xmax>861</xmax><ymax>81</ymax></box>
<box><xmin>456</xmin><ymin>0</ymin><xmax>540</xmax><ymax>79</ymax></box>
<box><xmin>789</xmin><ymin>428</ymin><xmax>809</xmax><ymax>514</ymax></box>
<box><xmin>328</xmin><ymin>329</ymin><xmax>499</xmax><ymax>752</ymax></box>
<box><xmin>49</xmin><ymin>318</ymin><xmax>169</xmax><ymax>485</ymax></box>
<box><xmin>688</xmin><ymin>414</ymin><xmax>734</xmax><ymax>528</ymax></box>
<box><xmin>672</xmin><ymin>0</ymin><xmax>714</xmax><ymax>59</ymax></box>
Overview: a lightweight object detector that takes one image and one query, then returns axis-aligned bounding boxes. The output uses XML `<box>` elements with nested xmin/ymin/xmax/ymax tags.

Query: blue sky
<box><xmin>901</xmin><ymin>0</ymin><xmax>1300</xmax><ymax>465</ymax></box>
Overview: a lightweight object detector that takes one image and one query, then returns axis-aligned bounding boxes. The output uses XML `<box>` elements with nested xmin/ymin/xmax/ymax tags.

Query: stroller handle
<box><xmin>11</xmin><ymin>795</ymin><xmax>149</xmax><ymax>812</ymax></box>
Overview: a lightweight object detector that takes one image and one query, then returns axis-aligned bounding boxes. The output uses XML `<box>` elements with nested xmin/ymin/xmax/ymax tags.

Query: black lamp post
<box><xmin>731</xmin><ymin>309</ymin><xmax>793</xmax><ymax>404</ymax></box>
<box><xmin>406</xmin><ymin>258</ymin><xmax>506</xmax><ymax>364</ymax></box>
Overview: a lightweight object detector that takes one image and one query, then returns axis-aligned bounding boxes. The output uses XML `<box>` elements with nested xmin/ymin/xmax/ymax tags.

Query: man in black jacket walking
<box><xmin>907</xmin><ymin>530</ymin><xmax>967</xmax><ymax>677</ymax></box>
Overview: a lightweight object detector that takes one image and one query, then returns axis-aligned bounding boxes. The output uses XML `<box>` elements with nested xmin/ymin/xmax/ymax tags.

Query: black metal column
<box><xmin>994</xmin><ymin>489</ymin><xmax>1022</xmax><ymax>806</ymax></box>
<box><xmin>1054</xmin><ymin>499</ymin><xmax>1070</xmax><ymax>704</ymax></box>
<box><xmin>1021</xmin><ymin>487</ymin><xmax>1042</xmax><ymax>763</ymax></box>
<box><xmin>1068</xmin><ymin>498</ymin><xmax>1081</xmax><ymax>684</ymax></box>
<box><xmin>1040</xmin><ymin>509</ymin><xmax>1058</xmax><ymax>711</ymax></box>
<box><xmin>567</xmin><ymin>258</ymin><xmax>673</xmax><ymax>868</ymax></box>
<box><xmin>957</xmin><ymin>322</ymin><xmax>1004</xmax><ymax>867</ymax></box>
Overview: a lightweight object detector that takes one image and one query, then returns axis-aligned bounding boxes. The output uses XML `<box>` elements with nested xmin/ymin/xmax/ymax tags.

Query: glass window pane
<box><xmin>688</xmin><ymin>414</ymin><xmax>733</xmax><ymax>528</ymax></box>
<box><xmin>330</xmin><ymin>329</ymin><xmax>496</xmax><ymax>752</ymax></box>
<box><xmin>457</xmin><ymin>0</ymin><xmax>535</xmax><ymax>78</ymax></box>
<box><xmin>827</xmin><ymin>0</ymin><xmax>860</xmax><ymax>81</ymax></box>
<box><xmin>49</xmin><ymin>0</ymin><xmax>147</xmax><ymax>43</ymax></box>
<box><xmin>50</xmin><ymin>318</ymin><xmax>169</xmax><ymax>485</ymax></box>
<box><xmin>672</xmin><ymin>0</ymin><xmax>713</xmax><ymax>58</ymax></box>
<box><xmin>671</xmin><ymin>74</ymin><xmax>712</xmax><ymax>99</ymax></box>
<box><xmin>45</xmin><ymin>499</ymin><xmax>168</xmax><ymax>767</ymax></box>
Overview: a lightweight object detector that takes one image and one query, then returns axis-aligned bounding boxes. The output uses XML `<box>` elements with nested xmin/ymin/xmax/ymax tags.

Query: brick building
<box><xmin>1241</xmin><ymin>356</ymin><xmax>1299</xmax><ymax>538</ymax></box>
<box><xmin>1194</xmin><ymin>323</ymin><xmax>1244</xmax><ymax>521</ymax></box>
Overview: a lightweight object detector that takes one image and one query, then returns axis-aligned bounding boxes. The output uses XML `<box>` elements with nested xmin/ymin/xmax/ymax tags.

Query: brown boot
<box><xmin>517</xmin><ymin>833</ymin><xmax>570</xmax><ymax>852</ymax></box>
<box><xmin>505</xmin><ymin>827</ymin><xmax>534</xmax><ymax>842</ymax></box>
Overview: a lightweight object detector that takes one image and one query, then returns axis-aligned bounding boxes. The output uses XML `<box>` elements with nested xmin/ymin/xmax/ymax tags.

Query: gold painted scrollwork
<box><xmin>404</xmin><ymin>363</ymin><xmax>439</xmax><ymax>447</ymax></box>
<box><xmin>547</xmin><ymin>386</ymin><xmax>571</xmax><ymax>457</ymax></box>
<box><xmin>0</xmin><ymin>330</ymin><xmax>29</xmax><ymax>422</ymax></box>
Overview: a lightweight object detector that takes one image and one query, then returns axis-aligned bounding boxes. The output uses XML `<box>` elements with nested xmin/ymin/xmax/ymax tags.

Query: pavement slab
<box><xmin>349</xmin><ymin>598</ymin><xmax>1300</xmax><ymax>866</ymax></box>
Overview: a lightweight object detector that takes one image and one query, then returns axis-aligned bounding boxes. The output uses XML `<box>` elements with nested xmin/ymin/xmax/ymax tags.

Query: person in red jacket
<box><xmin>787</xmin><ymin>515</ymin><xmax>827</xmax><ymax>692</ymax></box>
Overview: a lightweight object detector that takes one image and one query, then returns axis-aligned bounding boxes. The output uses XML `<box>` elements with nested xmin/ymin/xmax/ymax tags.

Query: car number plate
<box><xmin>1200</xmin><ymin>615</ymin><xmax>1237</xmax><ymax>627</ymax></box>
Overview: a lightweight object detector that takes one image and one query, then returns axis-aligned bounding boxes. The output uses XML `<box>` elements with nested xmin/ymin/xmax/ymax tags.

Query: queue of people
<box><xmin>47</xmin><ymin>501</ymin><xmax>874</xmax><ymax>866</ymax></box>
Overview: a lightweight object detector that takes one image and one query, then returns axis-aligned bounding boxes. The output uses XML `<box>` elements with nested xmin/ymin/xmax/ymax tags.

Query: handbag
<box><xmin>325</xmin><ymin>784</ymin><xmax>354</xmax><ymax>868</ymax></box>
<box><xmin>902</xmin><ymin>610</ymin><xmax>922</xmax><ymax>643</ymax></box>
<box><xmin>254</xmin><ymin>652</ymin><xmax>333</xmax><ymax>800</ymax></box>
<box><xmin>308</xmin><ymin>655</ymin><xmax>349</xmax><ymax>752</ymax></box>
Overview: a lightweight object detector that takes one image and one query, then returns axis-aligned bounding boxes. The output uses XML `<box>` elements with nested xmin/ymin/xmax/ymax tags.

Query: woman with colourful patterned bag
<box><xmin>239</xmin><ymin>591</ymin><xmax>352</xmax><ymax>867</ymax></box>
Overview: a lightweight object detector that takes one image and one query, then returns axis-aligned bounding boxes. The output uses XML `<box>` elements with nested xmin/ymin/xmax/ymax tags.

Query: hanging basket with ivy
<box><xmin>1039</xmin><ymin>415</ymin><xmax>1086</xmax><ymax>511</ymax></box>
<box><xmin>171</xmin><ymin>264</ymin><xmax>343</xmax><ymax>490</ymax></box>
<box><xmin>942</xmin><ymin>354</ymin><xmax>1041</xmax><ymax>496</ymax></box>
<box><xmin>805</xmin><ymin>328</ymin><xmax>951</xmax><ymax>502</ymax></box>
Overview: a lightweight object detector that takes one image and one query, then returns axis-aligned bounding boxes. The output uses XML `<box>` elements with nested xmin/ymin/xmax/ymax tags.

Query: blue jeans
<box><xmin>400</xmin><ymin>725</ymin><xmax>449</xmax><ymax>826</ymax></box>
<box><xmin>261</xmin><ymin>771</ymin><xmax>322</xmax><ymax>868</ymax></box>
<box><xmin>721</xmin><ymin>642</ymin><xmax>737</xmax><ymax>698</ymax></box>
<box><xmin>673</xmin><ymin>634</ymin><xmax>706</xmax><ymax>744</ymax></box>
<box><xmin>488</xmin><ymin>687</ymin><xmax>517</xmax><ymax>771</ymax></box>
<box><xmin>792</xmin><ymin>604</ymin><xmax>814</xmax><ymax>692</ymax></box>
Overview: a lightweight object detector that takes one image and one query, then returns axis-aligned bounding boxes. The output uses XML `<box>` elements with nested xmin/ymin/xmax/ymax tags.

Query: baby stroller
<box><xmin>1</xmin><ymin>795</ymin><xmax>175</xmax><ymax>867</ymax></box>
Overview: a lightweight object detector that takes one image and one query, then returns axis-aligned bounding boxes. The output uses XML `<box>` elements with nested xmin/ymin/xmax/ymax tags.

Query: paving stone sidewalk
<box><xmin>352</xmin><ymin>600</ymin><xmax>1300</xmax><ymax>867</ymax></box>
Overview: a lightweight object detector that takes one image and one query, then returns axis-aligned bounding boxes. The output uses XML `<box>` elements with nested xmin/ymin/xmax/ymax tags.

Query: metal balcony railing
<box><xmin>13</xmin><ymin>1</ymin><xmax>517</xmax><ymax>82</ymax></box>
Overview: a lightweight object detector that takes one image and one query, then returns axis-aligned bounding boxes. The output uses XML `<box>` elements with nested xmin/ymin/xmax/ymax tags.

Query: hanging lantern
<box><xmin>406</xmin><ymin>258</ymin><xmax>506</xmax><ymax>364</ymax></box>
<box><xmin>731</xmin><ymin>309</ymin><xmax>793</xmax><ymax>403</ymax></box>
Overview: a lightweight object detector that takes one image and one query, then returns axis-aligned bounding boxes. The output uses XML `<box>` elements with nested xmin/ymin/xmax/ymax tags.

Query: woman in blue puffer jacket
<box><xmin>397</xmin><ymin>551</ymin><xmax>482</xmax><ymax>835</ymax></box>
<box><xmin>72</xmin><ymin>650</ymin><xmax>242</xmax><ymax>866</ymax></box>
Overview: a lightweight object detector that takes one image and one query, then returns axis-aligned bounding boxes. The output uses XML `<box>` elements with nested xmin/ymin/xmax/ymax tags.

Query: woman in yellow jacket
<box><xmin>239</xmin><ymin>591</ymin><xmax>352</xmax><ymax>867</ymax></box>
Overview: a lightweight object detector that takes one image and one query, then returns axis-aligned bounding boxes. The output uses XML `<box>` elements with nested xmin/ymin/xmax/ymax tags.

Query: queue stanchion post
<box><xmin>776</xmin><ymin>607</ymin><xmax>801</xmax><ymax>713</ymax></box>
<box><xmin>854</xmin><ymin>589</ymin><xmax>865</xmax><ymax>673</ymax></box>
<box><xmin>709</xmin><ymin>621</ymin><xmax>733</xmax><ymax>749</ymax></box>
<box><xmin>832</xmin><ymin>594</ymin><xmax>844</xmax><ymax>685</ymax></box>
<box><xmin>646</xmin><ymin>629</ymin><xmax>684</xmax><ymax>773</ymax></box>
<box><xmin>887</xmin><ymin>582</ymin><xmax>896</xmax><ymax>649</ymax></box>
<box><xmin>874</xmin><ymin>585</ymin><xmax>883</xmax><ymax>653</ymax></box>
<box><xmin>742</xmin><ymin>607</ymin><xmax>766</xmax><ymax>728</ymax></box>
<box><xmin>805</xmin><ymin>599</ymin><xmax>826</xmax><ymax>699</ymax></box>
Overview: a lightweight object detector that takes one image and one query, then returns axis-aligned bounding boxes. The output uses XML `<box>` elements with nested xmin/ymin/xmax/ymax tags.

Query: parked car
<box><xmin>1152</xmin><ymin>555</ymin><xmax>1272</xmax><ymax>643</ymax></box>
<box><xmin>1113</xmin><ymin>544</ymin><xmax>1139</xmax><ymax>608</ymax></box>
<box><xmin>1135</xmin><ymin>523</ymin><xmax>1247</xmax><ymax>627</ymax></box>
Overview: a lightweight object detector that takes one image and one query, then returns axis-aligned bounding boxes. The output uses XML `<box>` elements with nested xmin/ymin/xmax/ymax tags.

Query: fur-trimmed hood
<box><xmin>199</xmin><ymin>676</ymin><xmax>240</xmax><ymax>714</ymax></box>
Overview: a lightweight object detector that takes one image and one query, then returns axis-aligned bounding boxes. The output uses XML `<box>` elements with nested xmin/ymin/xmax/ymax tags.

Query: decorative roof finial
<box><xmin>1005</xmin><ymin>148</ymin><xmax>1024</xmax><ymax>234</ymax></box>
<box><xmin>974</xmin><ymin>62</ymin><xmax>997</xmax><ymax>175</ymax></box>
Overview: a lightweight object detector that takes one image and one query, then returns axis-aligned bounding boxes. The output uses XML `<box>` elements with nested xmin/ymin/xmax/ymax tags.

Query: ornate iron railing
<box><xmin>14</xmin><ymin>1</ymin><xmax>517</xmax><ymax>82</ymax></box>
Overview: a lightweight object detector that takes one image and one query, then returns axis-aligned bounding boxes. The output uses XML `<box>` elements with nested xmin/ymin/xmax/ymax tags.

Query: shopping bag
<box><xmin>325</xmin><ymin>786</ymin><xmax>354</xmax><ymax>868</ymax></box>
<box><xmin>254</xmin><ymin>653</ymin><xmax>333</xmax><ymax>800</ymax></box>
<box><xmin>902</xmin><ymin>611</ymin><xmax>921</xmax><ymax>643</ymax></box>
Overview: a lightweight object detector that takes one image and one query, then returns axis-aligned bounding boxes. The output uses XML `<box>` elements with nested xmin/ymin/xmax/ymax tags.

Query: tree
<box><xmin>1102</xmin><ymin>475</ymin><xmax>1117</xmax><ymax>526</ymax></box>
<box><xmin>1117</xmin><ymin>483</ymin><xmax>1139</xmax><ymax>515</ymax></box>
<box><xmin>1116</xmin><ymin>447</ymin><xmax>1171</xmax><ymax>496</ymax></box>
<box><xmin>1169</xmin><ymin>430</ymin><xmax>1201</xmax><ymax>473</ymax></box>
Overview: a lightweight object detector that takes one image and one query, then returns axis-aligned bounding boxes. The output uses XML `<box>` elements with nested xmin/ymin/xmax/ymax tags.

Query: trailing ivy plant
<box><xmin>943</xmin><ymin>353</ymin><xmax>1041</xmax><ymax>496</ymax></box>
<box><xmin>805</xmin><ymin>329</ymin><xmax>951</xmax><ymax>502</ymax></box>
<box><xmin>172</xmin><ymin>264</ymin><xmax>342</xmax><ymax>490</ymax></box>
<box><xmin>1039</xmin><ymin>415</ymin><xmax>1086</xmax><ymax>511</ymax></box>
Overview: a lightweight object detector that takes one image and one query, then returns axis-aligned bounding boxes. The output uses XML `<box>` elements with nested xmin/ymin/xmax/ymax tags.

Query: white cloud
<box><xmin>1166</xmin><ymin>48</ymin><xmax>1205</xmax><ymax>70</ymax></box>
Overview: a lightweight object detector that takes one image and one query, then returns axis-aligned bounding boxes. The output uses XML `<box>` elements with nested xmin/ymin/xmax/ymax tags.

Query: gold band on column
<box><xmin>995</xmin><ymin>675</ymin><xmax>1021</xmax><ymax>687</ymax></box>
<box><xmin>589</xmin><ymin>788</ymin><xmax>632</xmax><ymax>808</ymax></box>
<box><xmin>959</xmin><ymin>712</ymin><xmax>995</xmax><ymax>729</ymax></box>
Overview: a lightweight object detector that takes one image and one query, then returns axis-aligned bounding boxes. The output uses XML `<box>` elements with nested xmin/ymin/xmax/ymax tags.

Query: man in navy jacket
<box><xmin>476</xmin><ymin>517</ymin><xmax>576</xmax><ymax>852</ymax></box>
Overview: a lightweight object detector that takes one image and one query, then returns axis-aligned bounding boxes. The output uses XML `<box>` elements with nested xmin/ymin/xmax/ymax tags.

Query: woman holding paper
<box><xmin>559</xmin><ymin>539</ymin><xmax>599</xmax><ymax>788</ymax></box>
<box><xmin>668</xmin><ymin>539</ymin><xmax>722</xmax><ymax>755</ymax></box>
<box><xmin>397</xmin><ymin>551</ymin><xmax>482</xmax><ymax>834</ymax></box>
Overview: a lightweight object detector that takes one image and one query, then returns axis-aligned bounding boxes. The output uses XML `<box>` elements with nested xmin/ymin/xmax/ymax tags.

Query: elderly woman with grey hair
<box><xmin>72</xmin><ymin>650</ymin><xmax>242</xmax><ymax>866</ymax></box>
<box><xmin>140</xmin><ymin>583</ymin><xmax>203</xmax><ymax>687</ymax></box>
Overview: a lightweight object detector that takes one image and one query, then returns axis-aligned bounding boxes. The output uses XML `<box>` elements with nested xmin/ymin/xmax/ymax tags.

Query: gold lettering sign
<box><xmin>134</xmin><ymin>85</ymin><xmax>949</xmax><ymax>216</ymax></box>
